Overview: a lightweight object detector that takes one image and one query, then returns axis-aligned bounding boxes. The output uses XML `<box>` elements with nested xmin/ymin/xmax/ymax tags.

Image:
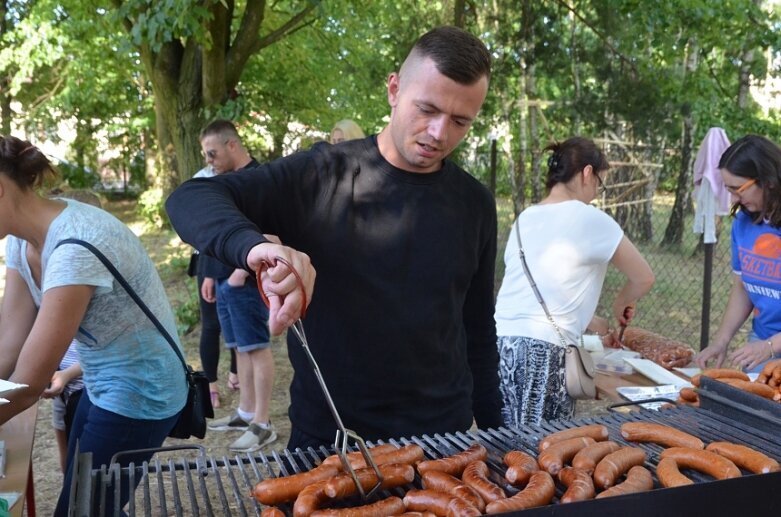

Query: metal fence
<box><xmin>486</xmin><ymin>136</ymin><xmax>744</xmax><ymax>351</ymax></box>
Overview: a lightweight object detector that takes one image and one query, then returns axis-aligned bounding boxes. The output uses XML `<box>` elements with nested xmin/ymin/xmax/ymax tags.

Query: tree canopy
<box><xmin>1</xmin><ymin>0</ymin><xmax>780</xmax><ymax>224</ymax></box>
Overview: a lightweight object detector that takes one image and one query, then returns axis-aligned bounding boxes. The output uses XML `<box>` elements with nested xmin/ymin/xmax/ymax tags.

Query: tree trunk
<box><xmin>0</xmin><ymin>0</ymin><xmax>11</xmax><ymax>135</ymax></box>
<box><xmin>663</xmin><ymin>103</ymin><xmax>695</xmax><ymax>247</ymax></box>
<box><xmin>662</xmin><ymin>38</ymin><xmax>699</xmax><ymax>247</ymax></box>
<box><xmin>453</xmin><ymin>0</ymin><xmax>466</xmax><ymax>28</ymax></box>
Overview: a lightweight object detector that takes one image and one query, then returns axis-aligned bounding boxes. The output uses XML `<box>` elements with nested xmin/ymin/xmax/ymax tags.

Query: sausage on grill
<box><xmin>593</xmin><ymin>446</ymin><xmax>647</xmax><ymax>490</ymax></box>
<box><xmin>571</xmin><ymin>441</ymin><xmax>621</xmax><ymax>475</ymax></box>
<box><xmin>503</xmin><ymin>450</ymin><xmax>539</xmax><ymax>486</ymax></box>
<box><xmin>421</xmin><ymin>470</ymin><xmax>485</xmax><ymax>512</ymax></box>
<box><xmin>402</xmin><ymin>489</ymin><xmax>480</xmax><ymax>517</ymax></box>
<box><xmin>253</xmin><ymin>464</ymin><xmax>340</xmax><ymax>505</ymax></box>
<box><xmin>461</xmin><ymin>460</ymin><xmax>506</xmax><ymax>503</ymax></box>
<box><xmin>323</xmin><ymin>463</ymin><xmax>415</xmax><ymax>499</ymax></box>
<box><xmin>656</xmin><ymin>457</ymin><xmax>694</xmax><ymax>488</ymax></box>
<box><xmin>620</xmin><ymin>422</ymin><xmax>704</xmax><ymax>449</ymax></box>
<box><xmin>595</xmin><ymin>465</ymin><xmax>653</xmax><ymax>498</ymax></box>
<box><xmin>537</xmin><ymin>424</ymin><xmax>608</xmax><ymax>452</ymax></box>
<box><xmin>538</xmin><ymin>436</ymin><xmax>596</xmax><ymax>475</ymax></box>
<box><xmin>705</xmin><ymin>441</ymin><xmax>781</xmax><ymax>474</ymax></box>
<box><xmin>484</xmin><ymin>471</ymin><xmax>555</xmax><ymax>514</ymax></box>
<box><xmin>310</xmin><ymin>496</ymin><xmax>405</xmax><ymax>517</ymax></box>
<box><xmin>660</xmin><ymin>447</ymin><xmax>741</xmax><ymax>480</ymax></box>
<box><xmin>557</xmin><ymin>467</ymin><xmax>595</xmax><ymax>503</ymax></box>
<box><xmin>416</xmin><ymin>443</ymin><xmax>488</xmax><ymax>477</ymax></box>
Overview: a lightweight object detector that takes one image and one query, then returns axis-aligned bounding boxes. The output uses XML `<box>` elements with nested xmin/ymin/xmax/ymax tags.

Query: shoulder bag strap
<box><xmin>513</xmin><ymin>220</ymin><xmax>569</xmax><ymax>349</ymax></box>
<box><xmin>55</xmin><ymin>238</ymin><xmax>189</xmax><ymax>374</ymax></box>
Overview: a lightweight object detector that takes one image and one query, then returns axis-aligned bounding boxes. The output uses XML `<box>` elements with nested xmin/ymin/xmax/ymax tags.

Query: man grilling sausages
<box><xmin>166</xmin><ymin>26</ymin><xmax>503</xmax><ymax>449</ymax></box>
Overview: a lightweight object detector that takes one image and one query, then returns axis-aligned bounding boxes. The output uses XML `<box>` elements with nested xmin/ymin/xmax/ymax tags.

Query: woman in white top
<box><xmin>494</xmin><ymin>137</ymin><xmax>655</xmax><ymax>426</ymax></box>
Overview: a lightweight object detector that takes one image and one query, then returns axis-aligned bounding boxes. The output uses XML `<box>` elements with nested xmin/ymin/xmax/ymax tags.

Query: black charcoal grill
<box><xmin>69</xmin><ymin>405</ymin><xmax>781</xmax><ymax>516</ymax></box>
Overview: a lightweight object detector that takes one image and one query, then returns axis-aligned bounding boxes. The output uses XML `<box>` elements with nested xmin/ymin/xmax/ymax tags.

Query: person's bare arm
<box><xmin>0</xmin><ymin>284</ymin><xmax>93</xmax><ymax>425</ymax></box>
<box><xmin>694</xmin><ymin>275</ymin><xmax>753</xmax><ymax>368</ymax></box>
<box><xmin>0</xmin><ymin>269</ymin><xmax>38</xmax><ymax>379</ymax></box>
<box><xmin>609</xmin><ymin>236</ymin><xmax>655</xmax><ymax>326</ymax></box>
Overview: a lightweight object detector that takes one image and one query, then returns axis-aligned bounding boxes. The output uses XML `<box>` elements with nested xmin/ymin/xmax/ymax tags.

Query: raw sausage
<box><xmin>321</xmin><ymin>444</ymin><xmax>399</xmax><ymax>468</ymax></box>
<box><xmin>656</xmin><ymin>457</ymin><xmax>693</xmax><ymax>488</ymax></box>
<box><xmin>620</xmin><ymin>422</ymin><xmax>704</xmax><ymax>449</ymax></box>
<box><xmin>421</xmin><ymin>471</ymin><xmax>485</xmax><ymax>512</ymax></box>
<box><xmin>679</xmin><ymin>387</ymin><xmax>698</xmax><ymax>403</ymax></box>
<box><xmin>593</xmin><ymin>446</ymin><xmax>646</xmax><ymax>490</ymax></box>
<box><xmin>718</xmin><ymin>378</ymin><xmax>777</xmax><ymax>399</ymax></box>
<box><xmin>253</xmin><ymin>464</ymin><xmax>340</xmax><ymax>505</ymax></box>
<box><xmin>660</xmin><ymin>447</ymin><xmax>741</xmax><ymax>480</ymax></box>
<box><xmin>323</xmin><ymin>463</ymin><xmax>415</xmax><ymax>499</ymax></box>
<box><xmin>571</xmin><ymin>441</ymin><xmax>621</xmax><ymax>475</ymax></box>
<box><xmin>416</xmin><ymin>443</ymin><xmax>488</xmax><ymax>477</ymax></box>
<box><xmin>557</xmin><ymin>467</ymin><xmax>595</xmax><ymax>503</ymax></box>
<box><xmin>350</xmin><ymin>444</ymin><xmax>425</xmax><ymax>469</ymax></box>
<box><xmin>537</xmin><ymin>436</ymin><xmax>596</xmax><ymax>475</ymax></box>
<box><xmin>484</xmin><ymin>471</ymin><xmax>555</xmax><ymax>514</ymax></box>
<box><xmin>310</xmin><ymin>496</ymin><xmax>405</xmax><ymax>517</ymax></box>
<box><xmin>502</xmin><ymin>450</ymin><xmax>539</xmax><ymax>486</ymax></box>
<box><xmin>595</xmin><ymin>465</ymin><xmax>653</xmax><ymax>498</ymax></box>
<box><xmin>537</xmin><ymin>424</ymin><xmax>608</xmax><ymax>452</ymax></box>
<box><xmin>705</xmin><ymin>442</ymin><xmax>780</xmax><ymax>474</ymax></box>
<box><xmin>461</xmin><ymin>461</ymin><xmax>506</xmax><ymax>503</ymax></box>
<box><xmin>702</xmin><ymin>368</ymin><xmax>750</xmax><ymax>381</ymax></box>
<box><xmin>402</xmin><ymin>489</ymin><xmax>479</xmax><ymax>517</ymax></box>
<box><xmin>293</xmin><ymin>479</ymin><xmax>332</xmax><ymax>517</ymax></box>
<box><xmin>261</xmin><ymin>507</ymin><xmax>285</xmax><ymax>517</ymax></box>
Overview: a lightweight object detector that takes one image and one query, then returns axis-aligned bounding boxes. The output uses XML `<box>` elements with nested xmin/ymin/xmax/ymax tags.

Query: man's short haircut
<box><xmin>200</xmin><ymin>119</ymin><xmax>241</xmax><ymax>142</ymax></box>
<box><xmin>409</xmin><ymin>26</ymin><xmax>491</xmax><ymax>84</ymax></box>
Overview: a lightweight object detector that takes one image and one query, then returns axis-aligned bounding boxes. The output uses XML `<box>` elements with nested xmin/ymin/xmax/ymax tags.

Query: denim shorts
<box><xmin>216</xmin><ymin>278</ymin><xmax>270</xmax><ymax>352</ymax></box>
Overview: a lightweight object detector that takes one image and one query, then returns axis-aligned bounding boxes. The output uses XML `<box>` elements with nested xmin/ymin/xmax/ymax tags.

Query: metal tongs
<box><xmin>257</xmin><ymin>256</ymin><xmax>383</xmax><ymax>499</ymax></box>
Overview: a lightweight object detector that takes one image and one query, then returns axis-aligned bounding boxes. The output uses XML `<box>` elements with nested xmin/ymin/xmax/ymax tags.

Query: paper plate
<box><xmin>0</xmin><ymin>379</ymin><xmax>28</xmax><ymax>398</ymax></box>
<box><xmin>623</xmin><ymin>357</ymin><xmax>692</xmax><ymax>388</ymax></box>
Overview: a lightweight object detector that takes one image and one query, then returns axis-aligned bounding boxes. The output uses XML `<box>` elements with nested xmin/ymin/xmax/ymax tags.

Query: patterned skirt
<box><xmin>497</xmin><ymin>335</ymin><xmax>575</xmax><ymax>427</ymax></box>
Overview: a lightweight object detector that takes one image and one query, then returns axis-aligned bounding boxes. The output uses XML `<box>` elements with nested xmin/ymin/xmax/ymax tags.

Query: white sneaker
<box><xmin>229</xmin><ymin>423</ymin><xmax>278</xmax><ymax>452</ymax></box>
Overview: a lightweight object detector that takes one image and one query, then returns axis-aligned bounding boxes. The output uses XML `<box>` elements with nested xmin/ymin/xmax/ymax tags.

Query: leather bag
<box><xmin>513</xmin><ymin>222</ymin><xmax>597</xmax><ymax>400</ymax></box>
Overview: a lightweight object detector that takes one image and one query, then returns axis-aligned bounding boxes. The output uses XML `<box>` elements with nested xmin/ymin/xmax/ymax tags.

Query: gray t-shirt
<box><xmin>6</xmin><ymin>199</ymin><xmax>187</xmax><ymax>419</ymax></box>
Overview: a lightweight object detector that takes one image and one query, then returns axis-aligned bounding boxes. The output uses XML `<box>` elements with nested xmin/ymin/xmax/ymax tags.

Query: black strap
<box><xmin>55</xmin><ymin>238</ymin><xmax>189</xmax><ymax>375</ymax></box>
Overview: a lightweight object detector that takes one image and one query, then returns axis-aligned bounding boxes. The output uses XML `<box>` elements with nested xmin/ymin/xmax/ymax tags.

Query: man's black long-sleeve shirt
<box><xmin>166</xmin><ymin>136</ymin><xmax>503</xmax><ymax>442</ymax></box>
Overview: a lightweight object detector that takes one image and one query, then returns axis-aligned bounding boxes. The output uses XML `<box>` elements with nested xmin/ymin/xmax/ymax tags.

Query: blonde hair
<box><xmin>330</xmin><ymin>119</ymin><xmax>365</xmax><ymax>144</ymax></box>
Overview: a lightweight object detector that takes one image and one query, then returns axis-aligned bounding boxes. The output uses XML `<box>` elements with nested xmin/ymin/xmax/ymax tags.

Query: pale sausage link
<box><xmin>557</xmin><ymin>467</ymin><xmax>595</xmax><ymax>503</ymax></box>
<box><xmin>593</xmin><ymin>446</ymin><xmax>646</xmax><ymax>490</ymax></box>
<box><xmin>571</xmin><ymin>441</ymin><xmax>621</xmax><ymax>475</ymax></box>
<box><xmin>537</xmin><ymin>436</ymin><xmax>596</xmax><ymax>475</ymax></box>
<box><xmin>705</xmin><ymin>441</ymin><xmax>780</xmax><ymax>474</ymax></box>
<box><xmin>484</xmin><ymin>471</ymin><xmax>555</xmax><ymax>514</ymax></box>
<box><xmin>461</xmin><ymin>460</ymin><xmax>506</xmax><ymax>503</ymax></box>
<box><xmin>660</xmin><ymin>447</ymin><xmax>741</xmax><ymax>480</ymax></box>
<box><xmin>310</xmin><ymin>496</ymin><xmax>405</xmax><ymax>517</ymax></box>
<box><xmin>620</xmin><ymin>422</ymin><xmax>704</xmax><ymax>449</ymax></box>
<box><xmin>595</xmin><ymin>465</ymin><xmax>653</xmax><ymax>498</ymax></box>
<box><xmin>656</xmin><ymin>457</ymin><xmax>693</xmax><ymax>488</ymax></box>
<box><xmin>537</xmin><ymin>424</ymin><xmax>608</xmax><ymax>452</ymax></box>
<box><xmin>416</xmin><ymin>444</ymin><xmax>488</xmax><ymax>477</ymax></box>
<box><xmin>502</xmin><ymin>450</ymin><xmax>539</xmax><ymax>486</ymax></box>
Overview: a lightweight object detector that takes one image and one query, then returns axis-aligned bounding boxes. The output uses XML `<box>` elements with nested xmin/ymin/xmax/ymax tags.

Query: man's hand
<box><xmin>201</xmin><ymin>277</ymin><xmax>216</xmax><ymax>303</ymax></box>
<box><xmin>227</xmin><ymin>269</ymin><xmax>250</xmax><ymax>287</ymax></box>
<box><xmin>248</xmin><ymin>242</ymin><xmax>315</xmax><ymax>335</ymax></box>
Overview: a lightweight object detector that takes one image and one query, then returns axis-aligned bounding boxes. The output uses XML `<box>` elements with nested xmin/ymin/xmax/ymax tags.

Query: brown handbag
<box><xmin>514</xmin><ymin>221</ymin><xmax>597</xmax><ymax>400</ymax></box>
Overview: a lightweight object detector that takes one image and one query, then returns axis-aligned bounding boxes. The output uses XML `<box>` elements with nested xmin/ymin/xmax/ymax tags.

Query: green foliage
<box><xmin>174</xmin><ymin>276</ymin><xmax>201</xmax><ymax>336</ymax></box>
<box><xmin>137</xmin><ymin>187</ymin><xmax>167</xmax><ymax>229</ymax></box>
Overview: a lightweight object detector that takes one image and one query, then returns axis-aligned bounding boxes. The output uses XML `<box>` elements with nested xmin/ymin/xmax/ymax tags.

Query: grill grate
<box><xmin>70</xmin><ymin>406</ymin><xmax>781</xmax><ymax>516</ymax></box>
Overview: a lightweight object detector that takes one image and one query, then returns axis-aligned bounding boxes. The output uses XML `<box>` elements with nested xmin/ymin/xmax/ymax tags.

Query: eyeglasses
<box><xmin>595</xmin><ymin>173</ymin><xmax>606</xmax><ymax>195</ymax></box>
<box><xmin>726</xmin><ymin>178</ymin><xmax>756</xmax><ymax>195</ymax></box>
